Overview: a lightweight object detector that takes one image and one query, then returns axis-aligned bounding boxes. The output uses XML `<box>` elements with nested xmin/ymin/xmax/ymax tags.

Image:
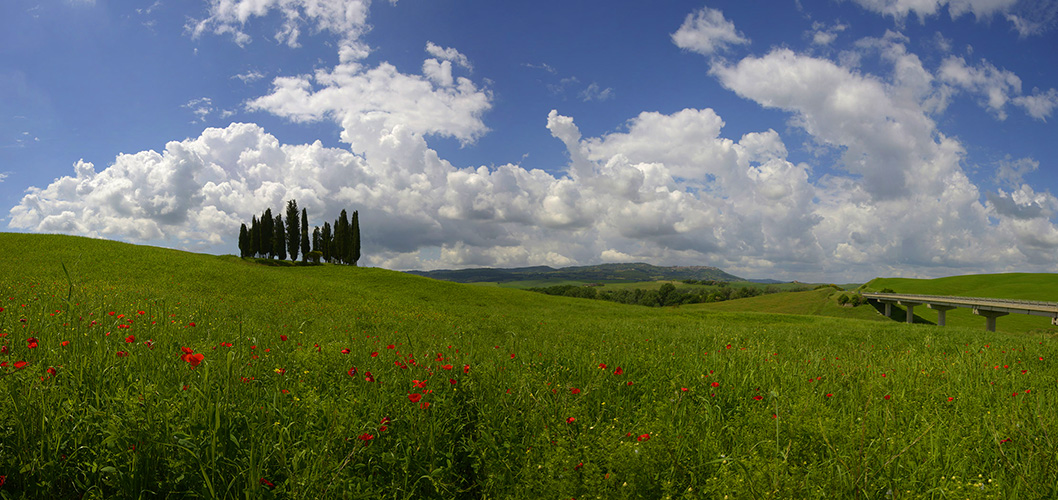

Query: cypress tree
<box><xmin>321</xmin><ymin>222</ymin><xmax>332</xmax><ymax>263</ymax></box>
<box><xmin>274</xmin><ymin>215</ymin><xmax>286</xmax><ymax>261</ymax></box>
<box><xmin>251</xmin><ymin>216</ymin><xmax>261</xmax><ymax>257</ymax></box>
<box><xmin>300</xmin><ymin>207</ymin><xmax>310</xmax><ymax>262</ymax></box>
<box><xmin>238</xmin><ymin>223</ymin><xmax>249</xmax><ymax>257</ymax></box>
<box><xmin>285</xmin><ymin>199</ymin><xmax>300</xmax><ymax>262</ymax></box>
<box><xmin>312</xmin><ymin>226</ymin><xmax>321</xmax><ymax>254</ymax></box>
<box><xmin>262</xmin><ymin>208</ymin><xmax>274</xmax><ymax>258</ymax></box>
<box><xmin>336</xmin><ymin>210</ymin><xmax>349</xmax><ymax>265</ymax></box>
<box><xmin>350</xmin><ymin>210</ymin><xmax>360</xmax><ymax>266</ymax></box>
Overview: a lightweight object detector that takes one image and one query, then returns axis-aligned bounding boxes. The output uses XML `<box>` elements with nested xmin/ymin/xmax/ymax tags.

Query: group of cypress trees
<box><xmin>237</xmin><ymin>199</ymin><xmax>361</xmax><ymax>265</ymax></box>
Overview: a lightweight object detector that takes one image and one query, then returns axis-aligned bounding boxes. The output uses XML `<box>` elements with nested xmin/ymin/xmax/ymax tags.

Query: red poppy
<box><xmin>598</xmin><ymin>363</ymin><xmax>607</xmax><ymax>369</ymax></box>
<box><xmin>280</xmin><ymin>335</ymin><xmax>288</xmax><ymax>341</ymax></box>
<box><xmin>371</xmin><ymin>351</ymin><xmax>379</xmax><ymax>357</ymax></box>
<box><xmin>825</xmin><ymin>393</ymin><xmax>833</xmax><ymax>398</ymax></box>
<box><xmin>441</xmin><ymin>364</ymin><xmax>453</xmax><ymax>370</ymax></box>
<box><xmin>27</xmin><ymin>341</ymin><xmax>37</xmax><ymax>349</ymax></box>
<box><xmin>413</xmin><ymin>379</ymin><xmax>427</xmax><ymax>388</ymax></box>
<box><xmin>0</xmin><ymin>345</ymin><xmax>7</xmax><ymax>355</ymax></box>
<box><xmin>116</xmin><ymin>351</ymin><xmax>129</xmax><ymax>358</ymax></box>
<box><xmin>358</xmin><ymin>433</ymin><xmax>374</xmax><ymax>441</ymax></box>
<box><xmin>752</xmin><ymin>395</ymin><xmax>763</xmax><ymax>401</ymax></box>
<box><xmin>181</xmin><ymin>346</ymin><xmax>194</xmax><ymax>355</ymax></box>
<box><xmin>125</xmin><ymin>335</ymin><xmax>135</xmax><ymax>343</ymax></box>
<box><xmin>14</xmin><ymin>360</ymin><xmax>27</xmax><ymax>369</ymax></box>
<box><xmin>574</xmin><ymin>462</ymin><xmax>583</xmax><ymax>471</ymax></box>
<box><xmin>259</xmin><ymin>478</ymin><xmax>275</xmax><ymax>489</ymax></box>
<box><xmin>570</xmin><ymin>388</ymin><xmax>581</xmax><ymax>395</ymax></box>
<box><xmin>510</xmin><ymin>353</ymin><xmax>515</xmax><ymax>359</ymax></box>
<box><xmin>613</xmin><ymin>367</ymin><xmax>624</xmax><ymax>375</ymax></box>
<box><xmin>626</xmin><ymin>381</ymin><xmax>633</xmax><ymax>386</ymax></box>
<box><xmin>364</xmin><ymin>372</ymin><xmax>375</xmax><ymax>382</ymax></box>
<box><xmin>463</xmin><ymin>364</ymin><xmax>470</xmax><ymax>373</ymax></box>
<box><xmin>420</xmin><ymin>401</ymin><xmax>431</xmax><ymax>409</ymax></box>
<box><xmin>680</xmin><ymin>387</ymin><xmax>688</xmax><ymax>392</ymax></box>
<box><xmin>183</xmin><ymin>353</ymin><xmax>204</xmax><ymax>367</ymax></box>
<box><xmin>386</xmin><ymin>344</ymin><xmax>395</xmax><ymax>349</ymax></box>
<box><xmin>884</xmin><ymin>395</ymin><xmax>891</xmax><ymax>400</ymax></box>
<box><xmin>348</xmin><ymin>367</ymin><xmax>358</xmax><ymax>377</ymax></box>
<box><xmin>47</xmin><ymin>367</ymin><xmax>57</xmax><ymax>376</ymax></box>
<box><xmin>566</xmin><ymin>416</ymin><xmax>575</xmax><ymax>424</ymax></box>
<box><xmin>449</xmin><ymin>378</ymin><xmax>457</xmax><ymax>385</ymax></box>
<box><xmin>341</xmin><ymin>349</ymin><xmax>350</xmax><ymax>354</ymax></box>
<box><xmin>408</xmin><ymin>393</ymin><xmax>422</xmax><ymax>403</ymax></box>
<box><xmin>637</xmin><ymin>434</ymin><xmax>650</xmax><ymax>442</ymax></box>
<box><xmin>183</xmin><ymin>385</ymin><xmax>190</xmax><ymax>391</ymax></box>
<box><xmin>710</xmin><ymin>382</ymin><xmax>720</xmax><ymax>388</ymax></box>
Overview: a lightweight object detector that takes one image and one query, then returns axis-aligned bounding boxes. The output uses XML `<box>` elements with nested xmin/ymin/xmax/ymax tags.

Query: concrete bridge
<box><xmin>862</xmin><ymin>293</ymin><xmax>1058</xmax><ymax>332</ymax></box>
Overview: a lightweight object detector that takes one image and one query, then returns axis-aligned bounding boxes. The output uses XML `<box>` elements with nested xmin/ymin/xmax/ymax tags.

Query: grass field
<box><xmin>1</xmin><ymin>234</ymin><xmax>1056</xmax><ymax>499</ymax></box>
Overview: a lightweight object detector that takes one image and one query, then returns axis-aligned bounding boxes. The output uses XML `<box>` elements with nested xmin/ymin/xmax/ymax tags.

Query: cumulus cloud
<box><xmin>425</xmin><ymin>42</ymin><xmax>472</xmax><ymax>71</ymax></box>
<box><xmin>849</xmin><ymin>0</ymin><xmax>1016</xmax><ymax>21</ymax></box>
<box><xmin>246</xmin><ymin>46</ymin><xmax>492</xmax><ymax>151</ymax></box>
<box><xmin>671</xmin><ymin>6</ymin><xmax>749</xmax><ymax>56</ymax></box>
<box><xmin>809</xmin><ymin>21</ymin><xmax>848</xmax><ymax>46</ymax></box>
<box><xmin>1013</xmin><ymin>88</ymin><xmax>1058</xmax><ymax>120</ymax></box>
<box><xmin>233</xmin><ymin>70</ymin><xmax>265</xmax><ymax>83</ymax></box>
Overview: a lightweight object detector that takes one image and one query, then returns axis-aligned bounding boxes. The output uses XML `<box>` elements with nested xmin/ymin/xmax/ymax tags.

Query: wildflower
<box><xmin>408</xmin><ymin>393</ymin><xmax>422</xmax><ymax>403</ymax></box>
<box><xmin>570</xmin><ymin>388</ymin><xmax>581</xmax><ymax>395</ymax></box>
<box><xmin>182</xmin><ymin>352</ymin><xmax>204</xmax><ymax>367</ymax></box>
<box><xmin>116</xmin><ymin>351</ymin><xmax>129</xmax><ymax>358</ymax></box>
<box><xmin>752</xmin><ymin>395</ymin><xmax>763</xmax><ymax>401</ymax></box>
<box><xmin>449</xmin><ymin>378</ymin><xmax>457</xmax><ymax>385</ymax></box>
<box><xmin>626</xmin><ymin>381</ymin><xmax>633</xmax><ymax>386</ymax></box>
<box><xmin>125</xmin><ymin>335</ymin><xmax>135</xmax><ymax>343</ymax></box>
<box><xmin>566</xmin><ymin>417</ymin><xmax>576</xmax><ymax>424</ymax></box>
<box><xmin>280</xmin><ymin>335</ymin><xmax>287</xmax><ymax>341</ymax></box>
<box><xmin>420</xmin><ymin>402</ymin><xmax>431</xmax><ymax>409</ymax></box>
<box><xmin>364</xmin><ymin>372</ymin><xmax>375</xmax><ymax>382</ymax></box>
<box><xmin>182</xmin><ymin>385</ymin><xmax>190</xmax><ymax>391</ymax></box>
<box><xmin>413</xmin><ymin>379</ymin><xmax>427</xmax><ymax>388</ymax></box>
<box><xmin>574</xmin><ymin>462</ymin><xmax>583</xmax><ymax>471</ymax></box>
<box><xmin>371</xmin><ymin>351</ymin><xmax>379</xmax><ymax>357</ymax></box>
<box><xmin>341</xmin><ymin>349</ymin><xmax>350</xmax><ymax>354</ymax></box>
<box><xmin>348</xmin><ymin>367</ymin><xmax>358</xmax><ymax>377</ymax></box>
<box><xmin>14</xmin><ymin>360</ymin><xmax>27</xmax><ymax>369</ymax></box>
<box><xmin>181</xmin><ymin>346</ymin><xmax>194</xmax><ymax>355</ymax></box>
<box><xmin>825</xmin><ymin>393</ymin><xmax>833</xmax><ymax>398</ymax></box>
<box><xmin>463</xmin><ymin>364</ymin><xmax>470</xmax><ymax>374</ymax></box>
<box><xmin>637</xmin><ymin>434</ymin><xmax>650</xmax><ymax>442</ymax></box>
<box><xmin>0</xmin><ymin>345</ymin><xmax>7</xmax><ymax>355</ymax></box>
<box><xmin>46</xmin><ymin>367</ymin><xmax>57</xmax><ymax>377</ymax></box>
<box><xmin>358</xmin><ymin>433</ymin><xmax>374</xmax><ymax>441</ymax></box>
<box><xmin>387</xmin><ymin>344</ymin><xmax>395</xmax><ymax>349</ymax></box>
<box><xmin>441</xmin><ymin>364</ymin><xmax>453</xmax><ymax>370</ymax></box>
<box><xmin>259</xmin><ymin>478</ymin><xmax>275</xmax><ymax>489</ymax></box>
<box><xmin>599</xmin><ymin>363</ymin><xmax>607</xmax><ymax>369</ymax></box>
<box><xmin>188</xmin><ymin>322</ymin><xmax>196</xmax><ymax>327</ymax></box>
<box><xmin>884</xmin><ymin>395</ymin><xmax>891</xmax><ymax>400</ymax></box>
<box><xmin>710</xmin><ymin>382</ymin><xmax>720</xmax><ymax>388</ymax></box>
<box><xmin>680</xmin><ymin>387</ymin><xmax>688</xmax><ymax>392</ymax></box>
<box><xmin>613</xmin><ymin>367</ymin><xmax>624</xmax><ymax>375</ymax></box>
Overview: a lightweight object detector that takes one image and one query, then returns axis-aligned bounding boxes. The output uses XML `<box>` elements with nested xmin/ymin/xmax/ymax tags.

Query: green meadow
<box><xmin>1</xmin><ymin>234</ymin><xmax>1056</xmax><ymax>499</ymax></box>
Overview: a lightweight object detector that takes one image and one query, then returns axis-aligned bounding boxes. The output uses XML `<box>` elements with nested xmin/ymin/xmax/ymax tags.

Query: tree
<box><xmin>273</xmin><ymin>215</ymin><xmax>286</xmax><ymax>261</ymax></box>
<box><xmin>350</xmin><ymin>210</ymin><xmax>361</xmax><ymax>266</ymax></box>
<box><xmin>285</xmin><ymin>199</ymin><xmax>300</xmax><ymax>262</ymax></box>
<box><xmin>238</xmin><ymin>223</ymin><xmax>250</xmax><ymax>257</ymax></box>
<box><xmin>336</xmin><ymin>210</ymin><xmax>349</xmax><ymax>265</ymax></box>
<box><xmin>312</xmin><ymin>226</ymin><xmax>321</xmax><ymax>254</ymax></box>
<box><xmin>250</xmin><ymin>216</ymin><xmax>261</xmax><ymax>257</ymax></box>
<box><xmin>300</xmin><ymin>208</ymin><xmax>310</xmax><ymax>262</ymax></box>
<box><xmin>321</xmin><ymin>222</ymin><xmax>333</xmax><ymax>263</ymax></box>
<box><xmin>262</xmin><ymin>208</ymin><xmax>274</xmax><ymax>258</ymax></box>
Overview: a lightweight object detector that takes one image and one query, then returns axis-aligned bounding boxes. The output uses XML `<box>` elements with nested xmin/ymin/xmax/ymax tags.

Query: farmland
<box><xmin>1</xmin><ymin>234</ymin><xmax>1056</xmax><ymax>498</ymax></box>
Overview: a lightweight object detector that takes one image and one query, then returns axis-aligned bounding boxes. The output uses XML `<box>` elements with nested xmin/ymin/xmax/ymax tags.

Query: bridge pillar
<box><xmin>928</xmin><ymin>304</ymin><xmax>957</xmax><ymax>326</ymax></box>
<box><xmin>898</xmin><ymin>301</ymin><xmax>923</xmax><ymax>324</ymax></box>
<box><xmin>974</xmin><ymin>308</ymin><xmax>1009</xmax><ymax>332</ymax></box>
<box><xmin>884</xmin><ymin>302</ymin><xmax>892</xmax><ymax>317</ymax></box>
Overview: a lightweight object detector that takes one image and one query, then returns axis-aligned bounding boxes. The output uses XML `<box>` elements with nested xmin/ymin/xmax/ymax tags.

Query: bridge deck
<box><xmin>861</xmin><ymin>292</ymin><xmax>1058</xmax><ymax>331</ymax></box>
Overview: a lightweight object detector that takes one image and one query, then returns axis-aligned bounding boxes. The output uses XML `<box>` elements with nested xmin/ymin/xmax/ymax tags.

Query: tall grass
<box><xmin>0</xmin><ymin>234</ymin><xmax>1055</xmax><ymax>498</ymax></box>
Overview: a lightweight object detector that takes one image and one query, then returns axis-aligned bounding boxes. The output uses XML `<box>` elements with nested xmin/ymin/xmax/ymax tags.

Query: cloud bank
<box><xmin>10</xmin><ymin>3</ymin><xmax>1058</xmax><ymax>281</ymax></box>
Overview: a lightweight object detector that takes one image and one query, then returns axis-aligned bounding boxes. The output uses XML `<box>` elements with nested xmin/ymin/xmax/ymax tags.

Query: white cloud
<box><xmin>183</xmin><ymin>97</ymin><xmax>216</xmax><ymax>122</ymax></box>
<box><xmin>188</xmin><ymin>0</ymin><xmax>373</xmax><ymax>52</ymax></box>
<box><xmin>1013</xmin><ymin>88</ymin><xmax>1058</xmax><ymax>120</ymax></box>
<box><xmin>579</xmin><ymin>82</ymin><xmax>614</xmax><ymax>102</ymax></box>
<box><xmin>809</xmin><ymin>21</ymin><xmax>848</xmax><ymax>46</ymax></box>
<box><xmin>849</xmin><ymin>0</ymin><xmax>1016</xmax><ymax>20</ymax></box>
<box><xmin>425</xmin><ymin>42</ymin><xmax>472</xmax><ymax>71</ymax></box>
<box><xmin>671</xmin><ymin>7</ymin><xmax>749</xmax><ymax>56</ymax></box>
<box><xmin>0</xmin><ymin>172</ymin><xmax>8</xmax><ymax>183</ymax></box>
<box><xmin>233</xmin><ymin>70</ymin><xmax>265</xmax><ymax>83</ymax></box>
<box><xmin>937</xmin><ymin>56</ymin><xmax>1021</xmax><ymax>119</ymax></box>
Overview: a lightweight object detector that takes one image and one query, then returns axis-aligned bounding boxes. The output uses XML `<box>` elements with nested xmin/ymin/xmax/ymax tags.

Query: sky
<box><xmin>3</xmin><ymin>0</ymin><xmax>1058</xmax><ymax>282</ymax></box>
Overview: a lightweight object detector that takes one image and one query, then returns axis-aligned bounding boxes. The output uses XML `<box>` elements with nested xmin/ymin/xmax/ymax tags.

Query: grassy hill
<box><xmin>1</xmin><ymin>234</ymin><xmax>1056</xmax><ymax>498</ymax></box>
<box><xmin>406</xmin><ymin>262</ymin><xmax>742</xmax><ymax>284</ymax></box>
<box><xmin>688</xmin><ymin>287</ymin><xmax>888</xmax><ymax>323</ymax></box>
<box><xmin>865</xmin><ymin>274</ymin><xmax>1058</xmax><ymax>333</ymax></box>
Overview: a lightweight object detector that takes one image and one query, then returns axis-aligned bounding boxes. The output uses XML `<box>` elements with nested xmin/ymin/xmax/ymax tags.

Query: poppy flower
<box><xmin>710</xmin><ymin>382</ymin><xmax>720</xmax><ymax>388</ymax></box>
<box><xmin>680</xmin><ymin>388</ymin><xmax>688</xmax><ymax>392</ymax></box>
<box><xmin>125</xmin><ymin>335</ymin><xmax>135</xmax><ymax>343</ymax></box>
<box><xmin>371</xmin><ymin>351</ymin><xmax>378</xmax><ymax>357</ymax></box>
<box><xmin>413</xmin><ymin>379</ymin><xmax>427</xmax><ymax>388</ymax></box>
<box><xmin>408</xmin><ymin>393</ymin><xmax>422</xmax><ymax>403</ymax></box>
<box><xmin>364</xmin><ymin>372</ymin><xmax>375</xmax><ymax>382</ymax></box>
<box><xmin>637</xmin><ymin>434</ymin><xmax>650</xmax><ymax>442</ymax></box>
<box><xmin>884</xmin><ymin>395</ymin><xmax>891</xmax><ymax>400</ymax></box>
<box><xmin>14</xmin><ymin>360</ymin><xmax>28</xmax><ymax>369</ymax></box>
<box><xmin>825</xmin><ymin>393</ymin><xmax>833</xmax><ymax>398</ymax></box>
<box><xmin>348</xmin><ymin>367</ymin><xmax>358</xmax><ymax>377</ymax></box>
<box><xmin>358</xmin><ymin>433</ymin><xmax>374</xmax><ymax>441</ymax></box>
<box><xmin>0</xmin><ymin>345</ymin><xmax>7</xmax><ymax>354</ymax></box>
<box><xmin>182</xmin><ymin>353</ymin><xmax>204</xmax><ymax>367</ymax></box>
<box><xmin>449</xmin><ymin>378</ymin><xmax>457</xmax><ymax>385</ymax></box>
<box><xmin>116</xmin><ymin>351</ymin><xmax>129</xmax><ymax>358</ymax></box>
<box><xmin>752</xmin><ymin>395</ymin><xmax>763</xmax><ymax>401</ymax></box>
<box><xmin>280</xmin><ymin>335</ymin><xmax>288</xmax><ymax>341</ymax></box>
<box><xmin>420</xmin><ymin>401</ymin><xmax>431</xmax><ymax>409</ymax></box>
<box><xmin>598</xmin><ymin>363</ymin><xmax>607</xmax><ymax>369</ymax></box>
<box><xmin>441</xmin><ymin>364</ymin><xmax>453</xmax><ymax>370</ymax></box>
<box><xmin>570</xmin><ymin>388</ymin><xmax>581</xmax><ymax>395</ymax></box>
<box><xmin>47</xmin><ymin>367</ymin><xmax>57</xmax><ymax>376</ymax></box>
<box><xmin>181</xmin><ymin>346</ymin><xmax>194</xmax><ymax>355</ymax></box>
<box><xmin>613</xmin><ymin>367</ymin><xmax>624</xmax><ymax>375</ymax></box>
<box><xmin>566</xmin><ymin>417</ymin><xmax>575</xmax><ymax>424</ymax></box>
<box><xmin>387</xmin><ymin>344</ymin><xmax>395</xmax><ymax>349</ymax></box>
<box><xmin>463</xmin><ymin>364</ymin><xmax>470</xmax><ymax>374</ymax></box>
<box><xmin>259</xmin><ymin>478</ymin><xmax>275</xmax><ymax>489</ymax></box>
<box><xmin>379</xmin><ymin>425</ymin><xmax>388</xmax><ymax>432</ymax></box>
<box><xmin>341</xmin><ymin>349</ymin><xmax>350</xmax><ymax>354</ymax></box>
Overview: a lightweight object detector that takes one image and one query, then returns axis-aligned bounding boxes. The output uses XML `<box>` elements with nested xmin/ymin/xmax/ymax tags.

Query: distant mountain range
<box><xmin>405</xmin><ymin>262</ymin><xmax>744</xmax><ymax>284</ymax></box>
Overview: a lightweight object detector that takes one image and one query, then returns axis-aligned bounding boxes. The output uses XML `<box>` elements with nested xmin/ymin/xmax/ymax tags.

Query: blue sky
<box><xmin>2</xmin><ymin>0</ymin><xmax>1057</xmax><ymax>281</ymax></box>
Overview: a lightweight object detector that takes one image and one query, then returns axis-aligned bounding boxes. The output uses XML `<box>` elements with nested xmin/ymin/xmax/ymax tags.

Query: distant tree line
<box><xmin>237</xmin><ymin>199</ymin><xmax>361</xmax><ymax>265</ymax></box>
<box><xmin>527</xmin><ymin>282</ymin><xmax>785</xmax><ymax>307</ymax></box>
